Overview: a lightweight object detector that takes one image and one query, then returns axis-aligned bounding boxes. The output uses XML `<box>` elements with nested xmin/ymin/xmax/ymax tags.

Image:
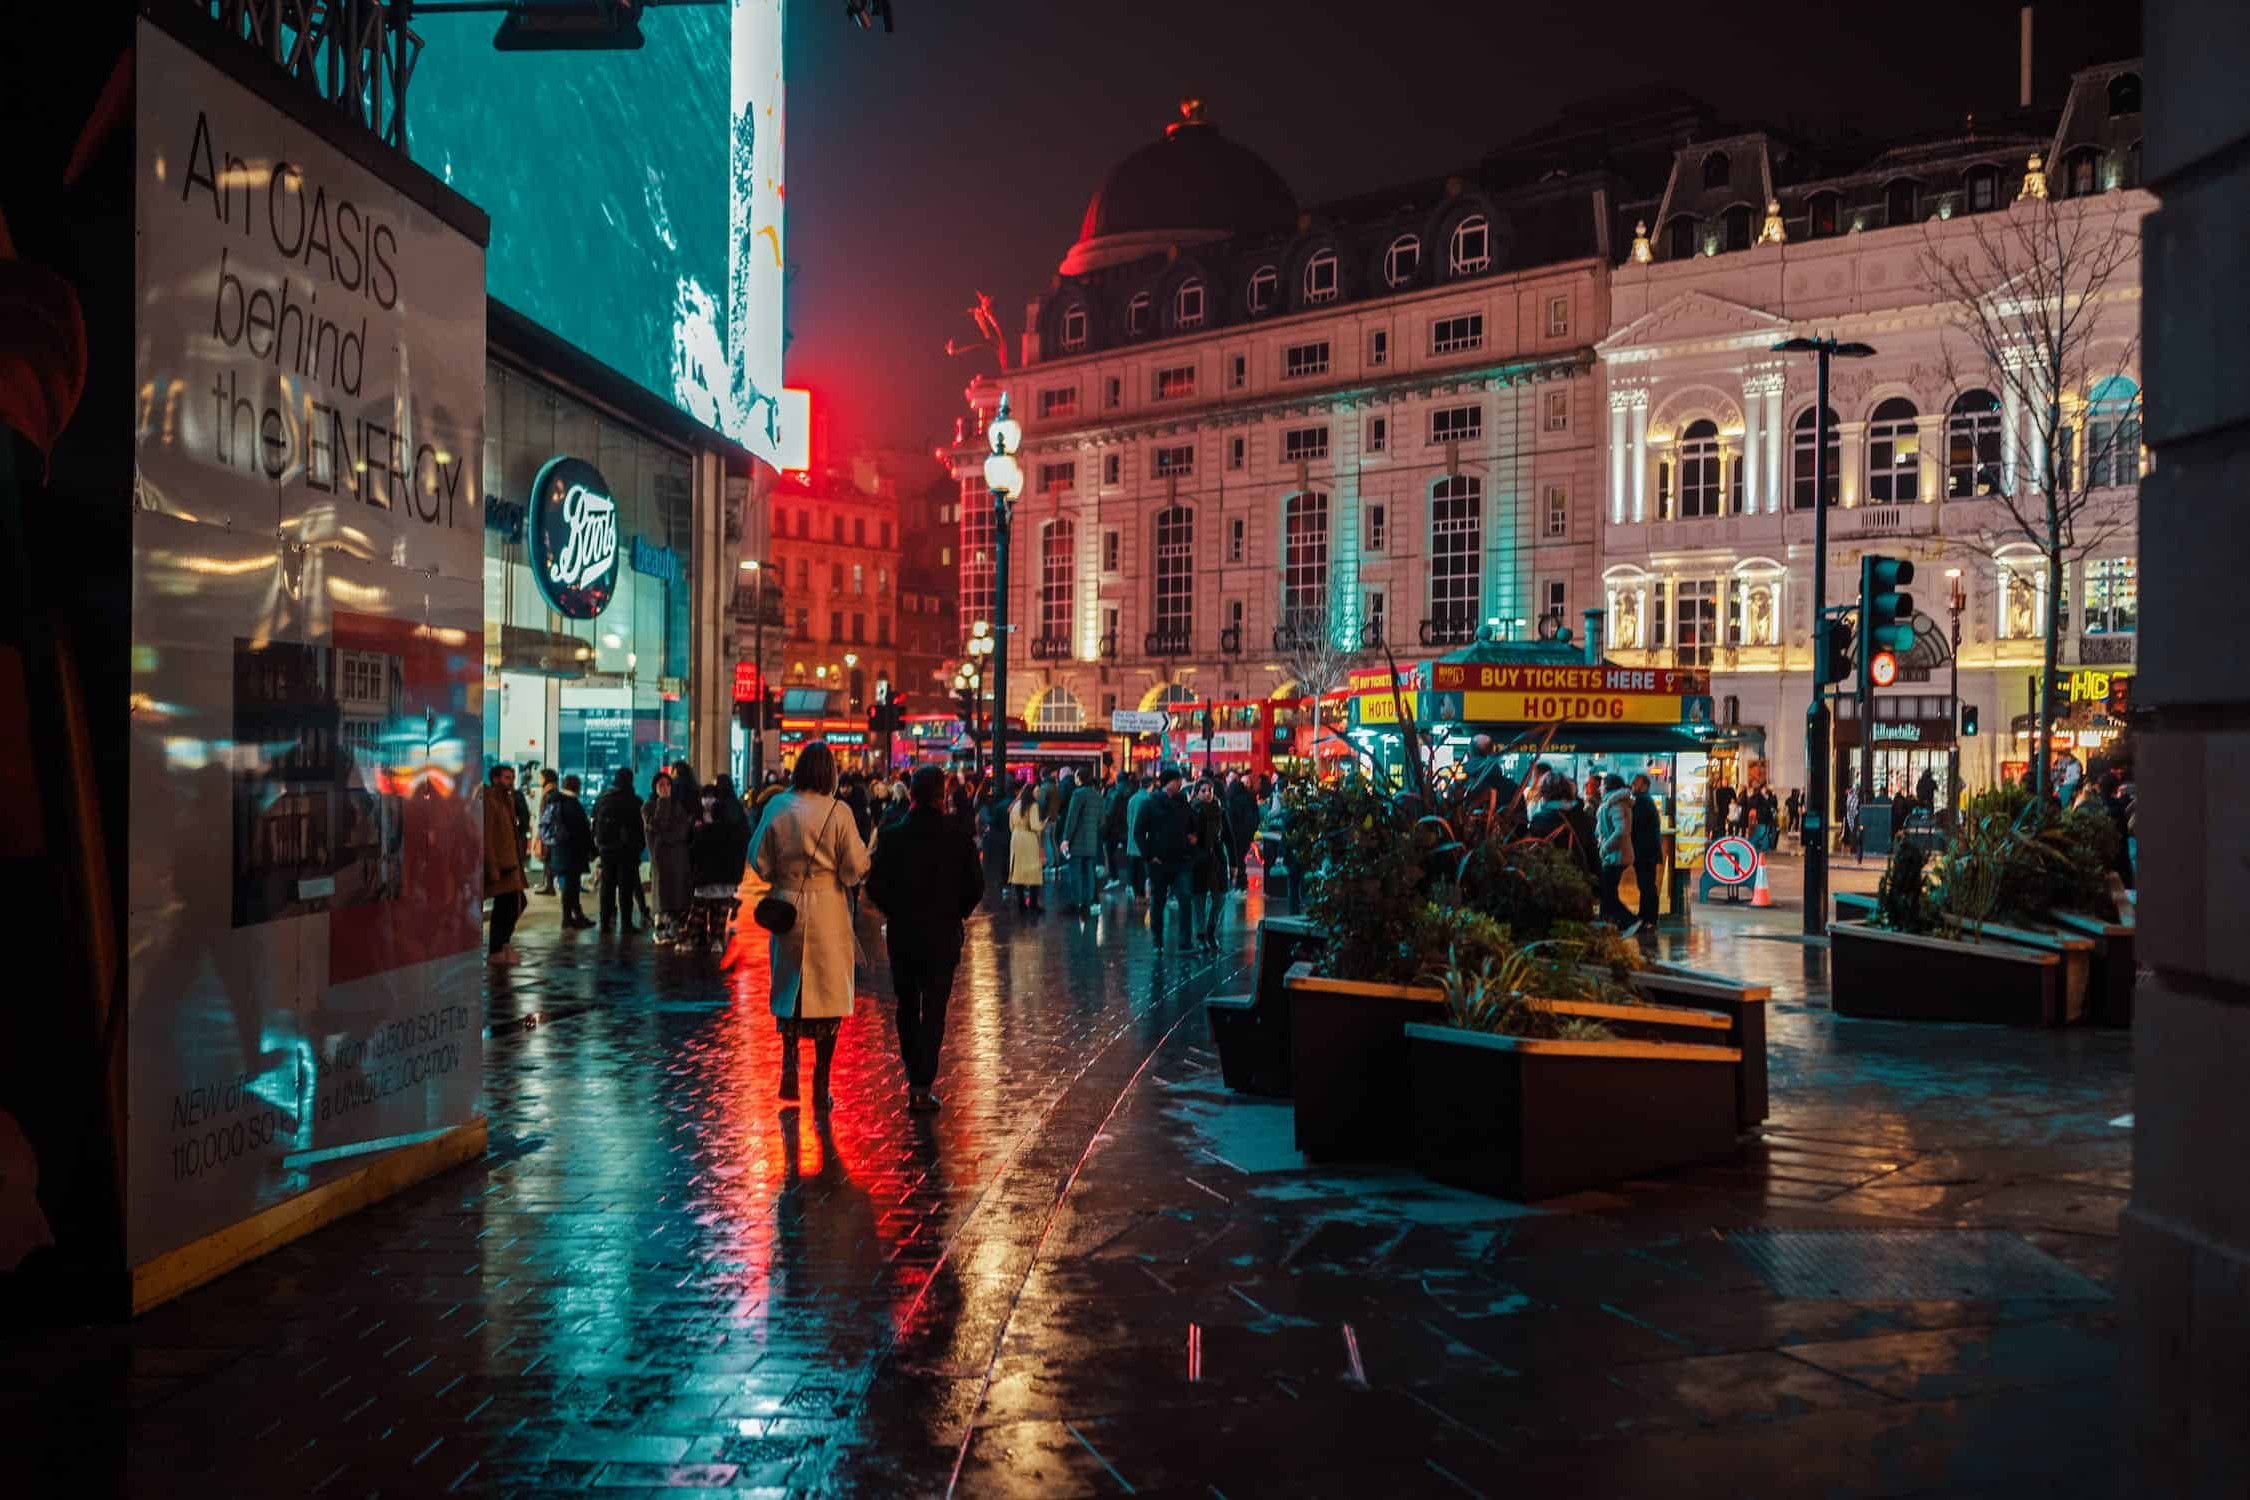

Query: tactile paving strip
<box><xmin>1728</xmin><ymin>1228</ymin><xmax>2112</xmax><ymax>1301</ymax></box>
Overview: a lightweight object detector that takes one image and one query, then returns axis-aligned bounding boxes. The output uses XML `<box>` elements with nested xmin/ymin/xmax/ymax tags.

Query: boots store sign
<box><xmin>529</xmin><ymin>457</ymin><xmax>620</xmax><ymax>619</ymax></box>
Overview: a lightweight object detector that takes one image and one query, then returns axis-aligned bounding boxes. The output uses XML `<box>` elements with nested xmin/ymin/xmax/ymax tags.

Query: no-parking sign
<box><xmin>1704</xmin><ymin>836</ymin><xmax>1759</xmax><ymax>886</ymax></box>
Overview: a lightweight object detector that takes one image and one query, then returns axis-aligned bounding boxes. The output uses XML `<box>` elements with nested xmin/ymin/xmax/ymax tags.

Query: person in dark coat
<box><xmin>1135</xmin><ymin>770</ymin><xmax>1196</xmax><ymax>950</ymax></box>
<box><xmin>1102</xmin><ymin>774</ymin><xmax>1134</xmax><ymax>885</ymax></box>
<box><xmin>686</xmin><ymin>775</ymin><xmax>752</xmax><ymax>949</ymax></box>
<box><xmin>1223</xmin><ymin>774</ymin><xmax>1258</xmax><ymax>891</ymax></box>
<box><xmin>1629</xmin><ymin>773</ymin><xmax>1664</xmax><ymax>934</ymax></box>
<box><xmin>867</xmin><ymin>765</ymin><xmax>985</xmax><ymax>1112</ymax></box>
<box><xmin>976</xmin><ymin>783</ymin><xmax>1011</xmax><ymax>907</ymax></box>
<box><xmin>1191</xmin><ymin>780</ymin><xmax>1230</xmax><ymax>951</ymax></box>
<box><xmin>1524</xmin><ymin>774</ymin><xmax>1598</xmax><ymax>878</ymax></box>
<box><xmin>644</xmin><ymin>771</ymin><xmax>696</xmax><ymax>942</ymax></box>
<box><xmin>592</xmin><ymin>768</ymin><xmax>645</xmax><ymax>934</ymax></box>
<box><xmin>545</xmin><ymin>774</ymin><xmax>595</xmax><ymax>929</ymax></box>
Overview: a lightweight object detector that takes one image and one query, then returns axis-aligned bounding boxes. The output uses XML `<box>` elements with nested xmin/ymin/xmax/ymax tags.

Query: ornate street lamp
<box><xmin>982</xmin><ymin>397</ymin><xmax>1025</xmax><ymax>790</ymax></box>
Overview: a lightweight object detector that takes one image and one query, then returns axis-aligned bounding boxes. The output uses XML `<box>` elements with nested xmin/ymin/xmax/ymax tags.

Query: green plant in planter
<box><xmin>1424</xmin><ymin>939</ymin><xmax>1617</xmax><ymax>1041</ymax></box>
<box><xmin>1460</xmin><ymin>837</ymin><xmax>1596</xmax><ymax>940</ymax></box>
<box><xmin>1875</xmin><ymin>837</ymin><xmax>1940</xmax><ymax>934</ymax></box>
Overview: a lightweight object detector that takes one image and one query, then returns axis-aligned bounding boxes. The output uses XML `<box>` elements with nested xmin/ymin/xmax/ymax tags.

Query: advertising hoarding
<box><xmin>130</xmin><ymin>19</ymin><xmax>487</xmax><ymax>1269</ymax></box>
<box><xmin>408</xmin><ymin>1</ymin><xmax>787</xmax><ymax>467</ymax></box>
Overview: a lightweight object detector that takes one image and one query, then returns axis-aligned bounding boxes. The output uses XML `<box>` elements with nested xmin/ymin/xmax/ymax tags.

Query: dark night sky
<box><xmin>774</xmin><ymin>0</ymin><xmax>2139</xmax><ymax>456</ymax></box>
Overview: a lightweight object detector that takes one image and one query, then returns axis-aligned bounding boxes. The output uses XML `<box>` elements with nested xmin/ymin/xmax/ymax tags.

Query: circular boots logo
<box><xmin>529</xmin><ymin>457</ymin><xmax>619</xmax><ymax>619</ymax></box>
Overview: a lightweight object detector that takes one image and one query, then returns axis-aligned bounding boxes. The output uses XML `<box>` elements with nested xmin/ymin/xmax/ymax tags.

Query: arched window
<box><xmin>1173</xmin><ymin>277</ymin><xmax>1206</xmax><ymax>330</ymax></box>
<box><xmin>1866</xmin><ymin>397</ymin><xmax>1922</xmax><ymax>503</ymax></box>
<box><xmin>1946</xmin><ymin>390</ymin><xmax>2003</xmax><ymax>498</ymax></box>
<box><xmin>1039</xmin><ymin>518</ymin><xmax>1075</xmax><ymax>644</ymax></box>
<box><xmin>1303</xmin><ymin>249</ymin><xmax>1339</xmax><ymax>305</ymax></box>
<box><xmin>1127</xmin><ymin>291</ymin><xmax>1151</xmax><ymax>337</ymax></box>
<box><xmin>1281</xmin><ymin>492</ymin><xmax>1330</xmax><ymax>638</ymax></box>
<box><xmin>1033</xmin><ymin>685</ymin><xmax>1085</xmax><ymax>732</ymax></box>
<box><xmin>1449</xmin><ymin>214</ymin><xmax>1490</xmax><ymax>275</ymax></box>
<box><xmin>1964</xmin><ymin>166</ymin><xmax>2001</xmax><ymax>214</ymax></box>
<box><xmin>1059</xmin><ymin>304</ymin><xmax>1088</xmax><ymax>351</ymax></box>
<box><xmin>1724</xmin><ymin>203</ymin><xmax>1755</xmax><ymax>252</ymax></box>
<box><xmin>2108</xmin><ymin>72</ymin><xmax>2142</xmax><ymax>116</ymax></box>
<box><xmin>1429</xmin><ymin>477</ymin><xmax>1482</xmax><ymax>639</ymax></box>
<box><xmin>2087</xmin><ymin>376</ymin><xmax>2143</xmax><ymax>488</ymax></box>
<box><xmin>1703</xmin><ymin>150</ymin><xmax>1731</xmax><ymax>190</ymax></box>
<box><xmin>1791</xmin><ymin>405</ymin><xmax>1840</xmax><ymax>510</ymax></box>
<box><xmin>1247</xmin><ymin>265</ymin><xmax>1278</xmax><ymax>314</ymax></box>
<box><xmin>1885</xmin><ymin>178</ymin><xmax>1919</xmax><ymax>225</ymax></box>
<box><xmin>1666</xmin><ymin>215</ymin><xmax>1700</xmax><ymax>259</ymax></box>
<box><xmin>1805</xmin><ymin>192</ymin><xmax>1840</xmax><ymax>239</ymax></box>
<box><xmin>1676</xmin><ymin>419</ymin><xmax>1722</xmax><ymax>518</ymax></box>
<box><xmin>2064</xmin><ymin>147</ymin><xmax>2101</xmax><ymax>198</ymax></box>
<box><xmin>1384</xmin><ymin>234</ymin><xmax>1420</xmax><ymax>287</ymax></box>
<box><xmin>1152</xmin><ymin>507</ymin><xmax>1194</xmax><ymax>641</ymax></box>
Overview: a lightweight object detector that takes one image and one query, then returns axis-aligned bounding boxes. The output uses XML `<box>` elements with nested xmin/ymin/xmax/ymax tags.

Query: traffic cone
<box><xmin>1750</xmin><ymin>857</ymin><xmax>1772</xmax><ymax>907</ymax></box>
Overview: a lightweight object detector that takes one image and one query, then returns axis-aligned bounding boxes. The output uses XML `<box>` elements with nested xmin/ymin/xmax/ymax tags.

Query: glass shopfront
<box><xmin>482</xmin><ymin>361</ymin><xmax>699</xmax><ymax>794</ymax></box>
<box><xmin>1835</xmin><ymin>693</ymin><xmax>1956</xmax><ymax>808</ymax></box>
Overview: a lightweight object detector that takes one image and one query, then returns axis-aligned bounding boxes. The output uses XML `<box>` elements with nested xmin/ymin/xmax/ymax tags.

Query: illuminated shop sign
<box><xmin>630</xmin><ymin>536</ymin><xmax>681</xmax><ymax>584</ymax></box>
<box><xmin>529</xmin><ymin>456</ymin><xmax>619</xmax><ymax>619</ymax></box>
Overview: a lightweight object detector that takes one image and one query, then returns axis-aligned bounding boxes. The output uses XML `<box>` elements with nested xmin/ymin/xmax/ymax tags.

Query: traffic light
<box><xmin>494</xmin><ymin>0</ymin><xmax>646</xmax><ymax>51</ymax></box>
<box><xmin>1859</xmin><ymin>555</ymin><xmax>1917</xmax><ymax>659</ymax></box>
<box><xmin>1961</xmin><ymin>704</ymin><xmax>1980</xmax><ymax>737</ymax></box>
<box><xmin>1815</xmin><ymin>615</ymin><xmax>1856</xmax><ymax>687</ymax></box>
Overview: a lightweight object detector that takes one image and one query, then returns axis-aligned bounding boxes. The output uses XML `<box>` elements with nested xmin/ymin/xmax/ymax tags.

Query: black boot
<box><xmin>811</xmin><ymin>1030</ymin><xmax>838</xmax><ymax>1113</ymax></box>
<box><xmin>778</xmin><ymin>1028</ymin><xmax>800</xmax><ymax>1101</ymax></box>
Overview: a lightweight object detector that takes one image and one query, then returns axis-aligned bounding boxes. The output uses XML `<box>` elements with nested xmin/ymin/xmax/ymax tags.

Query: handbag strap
<box><xmin>796</xmin><ymin>798</ymin><xmax>840</xmax><ymax>894</ymax></box>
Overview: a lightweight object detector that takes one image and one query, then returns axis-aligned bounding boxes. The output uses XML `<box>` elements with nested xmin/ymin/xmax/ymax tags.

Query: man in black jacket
<box><xmin>867</xmin><ymin>765</ymin><xmax>986</xmax><ymax>1112</ymax></box>
<box><xmin>1135</xmin><ymin>769</ymin><xmax>1196</xmax><ymax>950</ymax></box>
<box><xmin>1629</xmin><ymin>773</ymin><xmax>1664</xmax><ymax>933</ymax></box>
<box><xmin>1223</xmin><ymin>773</ymin><xmax>1258</xmax><ymax>891</ymax></box>
<box><xmin>592</xmin><ymin>768</ymin><xmax>645</xmax><ymax>933</ymax></box>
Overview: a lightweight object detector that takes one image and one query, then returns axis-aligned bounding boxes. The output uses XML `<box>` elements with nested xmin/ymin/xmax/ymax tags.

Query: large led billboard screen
<box><xmin>408</xmin><ymin>1</ymin><xmax>786</xmax><ymax>467</ymax></box>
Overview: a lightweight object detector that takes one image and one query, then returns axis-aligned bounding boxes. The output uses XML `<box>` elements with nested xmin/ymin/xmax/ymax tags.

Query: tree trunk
<box><xmin>2035</xmin><ymin>535</ymin><xmax>2062</xmax><ymax>810</ymax></box>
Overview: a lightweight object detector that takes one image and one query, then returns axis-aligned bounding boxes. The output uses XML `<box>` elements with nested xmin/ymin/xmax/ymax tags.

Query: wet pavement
<box><xmin>0</xmin><ymin>876</ymin><xmax>2133</xmax><ymax>1497</ymax></box>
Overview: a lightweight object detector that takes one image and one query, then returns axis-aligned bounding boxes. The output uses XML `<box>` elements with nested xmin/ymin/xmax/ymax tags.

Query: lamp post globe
<box><xmin>984</xmin><ymin>394</ymin><xmax>1024</xmax><ymax>793</ymax></box>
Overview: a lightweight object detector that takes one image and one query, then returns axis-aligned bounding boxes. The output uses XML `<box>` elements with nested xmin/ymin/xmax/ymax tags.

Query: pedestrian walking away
<box><xmin>644</xmin><ymin>770</ymin><xmax>696</xmax><ymax>943</ymax></box>
<box><xmin>1058</xmin><ymin>770</ymin><xmax>1105</xmax><ymax>914</ymax></box>
<box><xmin>750</xmin><ymin>742</ymin><xmax>871</xmax><ymax>1112</ymax></box>
<box><xmin>545</xmin><ymin>773</ymin><xmax>596</xmax><ymax>929</ymax></box>
<box><xmin>1135</xmin><ymin>769</ymin><xmax>1196</xmax><ymax>950</ymax></box>
<box><xmin>1191</xmin><ymin>779</ymin><xmax>1229</xmax><ymax>950</ymax></box>
<box><xmin>592</xmin><ymin>767</ymin><xmax>645</xmax><ymax>933</ymax></box>
<box><xmin>1101</xmin><ymin>773</ymin><xmax>1133</xmax><ymax>886</ymax></box>
<box><xmin>1629</xmin><ymin>773</ymin><xmax>1663</xmax><ymax>935</ymax></box>
<box><xmin>1124</xmin><ymin>774</ymin><xmax>1155</xmax><ymax>901</ymax></box>
<box><xmin>481</xmin><ymin>762</ymin><xmax>528</xmax><ymax>964</ymax></box>
<box><xmin>1595</xmin><ymin>773</ymin><xmax>1638</xmax><ymax>934</ymax></box>
<box><xmin>1006</xmin><ymin>783</ymin><xmax>1047</xmax><ymax>915</ymax></box>
<box><xmin>866</xmin><ymin>764</ymin><xmax>984</xmax><ymax>1112</ymax></box>
<box><xmin>1224</xmin><ymin>773</ymin><xmax>1258</xmax><ymax>892</ymax></box>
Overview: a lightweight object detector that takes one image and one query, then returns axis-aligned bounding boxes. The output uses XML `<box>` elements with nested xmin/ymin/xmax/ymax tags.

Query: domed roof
<box><xmin>1063</xmin><ymin>100</ymin><xmax>1298</xmax><ymax>275</ymax></box>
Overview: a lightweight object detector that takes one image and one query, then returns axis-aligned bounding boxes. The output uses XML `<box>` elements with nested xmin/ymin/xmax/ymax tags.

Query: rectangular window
<box><xmin>2083</xmin><ymin>558</ymin><xmax>2139</xmax><ymax>635</ymax></box>
<box><xmin>794</xmin><ymin>559</ymin><xmax>808</xmax><ymax>592</ymax></box>
<box><xmin>830</xmin><ymin>562</ymin><xmax>844</xmax><ymax>591</ymax></box>
<box><xmin>795</xmin><ymin>607</ymin><xmax>809</xmax><ymax>638</ymax></box>
<box><xmin>854</xmin><ymin>518</ymin><xmax>867</xmax><ymax>545</ymax></box>
<box><xmin>1103</xmin><ymin>605</ymin><xmax>1119</xmax><ymax>645</ymax></box>
<box><xmin>829</xmin><ymin>609</ymin><xmax>843</xmax><ymax>640</ymax></box>
<box><xmin>1366</xmin><ymin>587</ymin><xmax>1388</xmax><ymax>633</ymax></box>
<box><xmin>1102</xmin><ymin>529</ymin><xmax>1120</xmax><ymax>572</ymax></box>
<box><xmin>1155</xmin><ymin>364</ymin><xmax>1196</xmax><ymax>400</ymax></box>
<box><xmin>1663</xmin><ymin>579</ymin><xmax>1720</xmax><ymax>667</ymax></box>
<box><xmin>1154</xmin><ymin>510</ymin><xmax>1194</xmax><ymax>640</ymax></box>
<box><xmin>1545</xmin><ymin>389</ymin><xmax>1569</xmax><ymax>431</ymax></box>
<box><xmin>1368</xmin><ymin>416</ymin><xmax>1388</xmax><ymax>453</ymax></box>
<box><xmin>880</xmin><ymin>521</ymin><xmax>893</xmax><ymax>547</ymax></box>
<box><xmin>1429</xmin><ymin>477</ymin><xmax>1482</xmax><ymax>638</ymax></box>
<box><xmin>851</xmin><ymin>613</ymin><xmax>865</xmax><ymax>643</ymax></box>
<box><xmin>1545</xmin><ymin>579</ymin><xmax>1567</xmax><ymax>617</ymax></box>
<box><xmin>1227</xmin><ymin>434</ymin><xmax>1246</xmax><ymax>470</ymax></box>
<box><xmin>1153</xmin><ymin>444</ymin><xmax>1194</xmax><ymax>477</ymax></box>
<box><xmin>1230</xmin><ymin>354</ymin><xmax>1247</xmax><ymax>390</ymax></box>
<box><xmin>1430</xmin><ymin>404</ymin><xmax>1483</xmax><ymax>444</ymax></box>
<box><xmin>1545</xmin><ymin>294</ymin><xmax>1570</xmax><ymax>338</ymax></box>
<box><xmin>1104</xmin><ymin>376</ymin><xmax>1121</xmax><ymax>409</ymax></box>
<box><xmin>1037</xmin><ymin>460</ymin><xmax>1077</xmax><ymax>491</ymax></box>
<box><xmin>1365</xmin><ymin>503</ymin><xmax>1387</xmax><ymax>552</ymax></box>
<box><xmin>1283</xmin><ymin>340</ymin><xmax>1331</xmax><ymax>380</ymax></box>
<box><xmin>1431</xmin><ymin>313</ymin><xmax>1484</xmax><ymax>355</ymax></box>
<box><xmin>1228</xmin><ymin>517</ymin><xmax>1246</xmax><ymax>564</ymax></box>
<box><xmin>832</xmin><ymin>516</ymin><xmax>845</xmax><ymax>542</ymax></box>
<box><xmin>1038</xmin><ymin>386</ymin><xmax>1079</xmax><ymax>419</ymax></box>
<box><xmin>1369</xmin><ymin>329</ymin><xmax>1389</xmax><ymax>366</ymax></box>
<box><xmin>1545</xmin><ymin>484</ymin><xmax>1567</xmax><ymax>538</ymax></box>
<box><xmin>1103</xmin><ymin>452</ymin><xmax>1121</xmax><ymax>485</ymax></box>
<box><xmin>1283</xmin><ymin>426</ymin><xmax>1329</xmax><ymax>463</ymax></box>
<box><xmin>852</xmin><ymin>563</ymin><xmax>865</xmax><ymax>595</ymax></box>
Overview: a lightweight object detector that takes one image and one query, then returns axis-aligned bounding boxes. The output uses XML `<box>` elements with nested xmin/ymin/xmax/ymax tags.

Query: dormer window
<box><xmin>1174</xmin><ymin>277</ymin><xmax>1206</xmax><ymax>329</ymax></box>
<box><xmin>1964</xmin><ymin>167</ymin><xmax>2000</xmax><ymax>214</ymax></box>
<box><xmin>1303</xmin><ymin>249</ymin><xmax>1339</xmax><ymax>305</ymax></box>
<box><xmin>1806</xmin><ymin>191</ymin><xmax>1840</xmax><ymax>238</ymax></box>
<box><xmin>1885</xmin><ymin>178</ymin><xmax>1919</xmax><ymax>226</ymax></box>
<box><xmin>1724</xmin><ymin>203</ymin><xmax>1755</xmax><ymax>251</ymax></box>
<box><xmin>1248</xmin><ymin>265</ymin><xmax>1278</xmax><ymax>315</ymax></box>
<box><xmin>1448</xmin><ymin>215</ymin><xmax>1490</xmax><ymax>275</ymax></box>
<box><xmin>2108</xmin><ymin>72</ymin><xmax>2141</xmax><ymax>116</ymax></box>
<box><xmin>1666</xmin><ymin>215</ymin><xmax>1699</xmax><ymax>259</ymax></box>
<box><xmin>1059</xmin><ymin>304</ymin><xmax>1088</xmax><ymax>351</ymax></box>
<box><xmin>1702</xmin><ymin>150</ymin><xmax>1731</xmax><ymax>190</ymax></box>
<box><xmin>1127</xmin><ymin>292</ymin><xmax>1152</xmax><ymax>337</ymax></box>
<box><xmin>1384</xmin><ymin>234</ymin><xmax>1420</xmax><ymax>287</ymax></box>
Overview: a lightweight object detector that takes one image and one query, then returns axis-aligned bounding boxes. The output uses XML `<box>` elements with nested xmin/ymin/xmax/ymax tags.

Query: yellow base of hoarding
<box><xmin>129</xmin><ymin>1116</ymin><xmax>487</xmax><ymax>1315</ymax></box>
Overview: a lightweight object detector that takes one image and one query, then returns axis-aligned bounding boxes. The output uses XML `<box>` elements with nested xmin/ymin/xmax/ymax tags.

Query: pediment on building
<box><xmin>1599</xmin><ymin>290</ymin><xmax>1790</xmax><ymax>354</ymax></box>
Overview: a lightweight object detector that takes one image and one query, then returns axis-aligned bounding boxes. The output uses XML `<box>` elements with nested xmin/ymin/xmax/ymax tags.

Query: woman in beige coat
<box><xmin>750</xmin><ymin>742</ymin><xmax>871</xmax><ymax>1108</ymax></box>
<box><xmin>1006</xmin><ymin>782</ymin><xmax>1047</xmax><ymax>915</ymax></box>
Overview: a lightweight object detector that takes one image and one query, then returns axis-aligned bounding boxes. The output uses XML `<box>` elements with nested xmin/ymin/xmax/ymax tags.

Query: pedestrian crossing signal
<box><xmin>1961</xmin><ymin>704</ymin><xmax>1980</xmax><ymax>737</ymax></box>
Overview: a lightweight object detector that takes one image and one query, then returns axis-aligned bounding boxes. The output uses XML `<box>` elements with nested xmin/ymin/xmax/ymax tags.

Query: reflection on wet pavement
<box><xmin>0</xmin><ymin>880</ymin><xmax>2133</xmax><ymax>1497</ymax></box>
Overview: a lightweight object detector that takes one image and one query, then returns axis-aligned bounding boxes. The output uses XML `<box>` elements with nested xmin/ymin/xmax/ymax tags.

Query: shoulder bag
<box><xmin>753</xmin><ymin>798</ymin><xmax>837</xmax><ymax>935</ymax></box>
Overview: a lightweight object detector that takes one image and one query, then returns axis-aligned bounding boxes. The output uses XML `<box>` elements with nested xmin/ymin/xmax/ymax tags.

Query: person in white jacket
<box><xmin>1594</xmin><ymin>774</ymin><xmax>1639</xmax><ymax>934</ymax></box>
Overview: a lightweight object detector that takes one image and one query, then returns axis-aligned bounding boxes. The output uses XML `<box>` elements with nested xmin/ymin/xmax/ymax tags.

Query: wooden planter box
<box><xmin>1828</xmin><ymin>920</ymin><xmax>2062</xmax><ymax>1025</ymax></box>
<box><xmin>1404</xmin><ymin>1023</ymin><xmax>1742</xmax><ymax>1200</ymax></box>
<box><xmin>2055</xmin><ymin>912</ymin><xmax>2136</xmax><ymax>1027</ymax></box>
<box><xmin>1973</xmin><ymin>921</ymin><xmax>2096</xmax><ymax>1025</ymax></box>
<box><xmin>1205</xmin><ymin>915</ymin><xmax>1322</xmax><ymax>1096</ymax></box>
<box><xmin>1598</xmin><ymin>962</ymin><xmax>1772</xmax><ymax>1128</ymax></box>
<box><xmin>1287</xmin><ymin>968</ymin><xmax>1445</xmax><ymax>1161</ymax></box>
